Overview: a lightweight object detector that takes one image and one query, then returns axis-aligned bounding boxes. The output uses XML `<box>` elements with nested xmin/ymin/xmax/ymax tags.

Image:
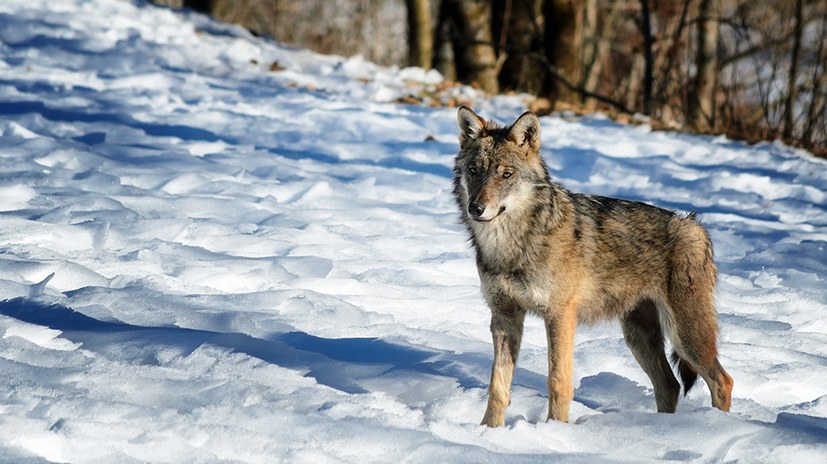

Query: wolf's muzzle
<box><xmin>468</xmin><ymin>202</ymin><xmax>486</xmax><ymax>219</ymax></box>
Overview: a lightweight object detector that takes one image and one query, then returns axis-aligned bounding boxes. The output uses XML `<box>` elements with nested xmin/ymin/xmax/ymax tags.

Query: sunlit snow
<box><xmin>0</xmin><ymin>0</ymin><xmax>826</xmax><ymax>462</ymax></box>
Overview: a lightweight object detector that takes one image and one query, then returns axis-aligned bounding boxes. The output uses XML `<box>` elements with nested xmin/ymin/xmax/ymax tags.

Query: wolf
<box><xmin>453</xmin><ymin>106</ymin><xmax>733</xmax><ymax>426</ymax></box>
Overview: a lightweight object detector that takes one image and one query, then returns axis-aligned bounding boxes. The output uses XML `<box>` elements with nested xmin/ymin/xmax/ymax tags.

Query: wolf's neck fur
<box><xmin>468</xmin><ymin>180</ymin><xmax>571</xmax><ymax>276</ymax></box>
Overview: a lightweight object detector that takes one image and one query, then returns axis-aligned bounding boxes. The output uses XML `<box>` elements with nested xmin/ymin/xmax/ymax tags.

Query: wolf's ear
<box><xmin>508</xmin><ymin>111</ymin><xmax>541</xmax><ymax>152</ymax></box>
<box><xmin>457</xmin><ymin>106</ymin><xmax>487</xmax><ymax>145</ymax></box>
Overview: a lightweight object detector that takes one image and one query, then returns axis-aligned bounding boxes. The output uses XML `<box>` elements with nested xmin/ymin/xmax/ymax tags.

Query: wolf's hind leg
<box><xmin>622</xmin><ymin>299</ymin><xmax>680</xmax><ymax>413</ymax></box>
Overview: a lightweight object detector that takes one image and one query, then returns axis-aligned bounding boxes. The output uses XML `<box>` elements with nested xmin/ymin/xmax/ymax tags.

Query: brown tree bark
<box><xmin>640</xmin><ymin>0</ymin><xmax>654</xmax><ymax>115</ymax></box>
<box><xmin>433</xmin><ymin>0</ymin><xmax>457</xmax><ymax>81</ymax></box>
<box><xmin>496</xmin><ymin>0</ymin><xmax>546</xmax><ymax>95</ymax></box>
<box><xmin>783</xmin><ymin>0</ymin><xmax>803</xmax><ymax>140</ymax></box>
<box><xmin>544</xmin><ymin>0</ymin><xmax>584</xmax><ymax>103</ymax></box>
<box><xmin>803</xmin><ymin>11</ymin><xmax>827</xmax><ymax>148</ymax></box>
<box><xmin>184</xmin><ymin>0</ymin><xmax>211</xmax><ymax>12</ymax></box>
<box><xmin>689</xmin><ymin>0</ymin><xmax>719</xmax><ymax>132</ymax></box>
<box><xmin>405</xmin><ymin>0</ymin><xmax>433</xmax><ymax>69</ymax></box>
<box><xmin>582</xmin><ymin>0</ymin><xmax>622</xmax><ymax>109</ymax></box>
<box><xmin>441</xmin><ymin>0</ymin><xmax>500</xmax><ymax>93</ymax></box>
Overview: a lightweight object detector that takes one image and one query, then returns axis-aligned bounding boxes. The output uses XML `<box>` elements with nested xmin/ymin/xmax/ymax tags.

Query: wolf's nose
<box><xmin>468</xmin><ymin>203</ymin><xmax>485</xmax><ymax>218</ymax></box>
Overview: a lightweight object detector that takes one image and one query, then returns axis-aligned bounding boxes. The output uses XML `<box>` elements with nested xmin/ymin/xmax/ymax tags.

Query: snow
<box><xmin>1</xmin><ymin>0</ymin><xmax>826</xmax><ymax>462</ymax></box>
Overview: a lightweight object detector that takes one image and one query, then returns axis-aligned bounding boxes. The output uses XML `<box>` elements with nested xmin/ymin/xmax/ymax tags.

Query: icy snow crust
<box><xmin>0</xmin><ymin>0</ymin><xmax>825</xmax><ymax>462</ymax></box>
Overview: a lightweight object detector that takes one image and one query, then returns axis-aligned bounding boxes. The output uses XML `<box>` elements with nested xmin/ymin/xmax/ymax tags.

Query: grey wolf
<box><xmin>453</xmin><ymin>106</ymin><xmax>733</xmax><ymax>426</ymax></box>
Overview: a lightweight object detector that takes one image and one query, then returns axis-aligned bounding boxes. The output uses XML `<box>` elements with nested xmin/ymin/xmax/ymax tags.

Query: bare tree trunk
<box><xmin>640</xmin><ymin>0</ymin><xmax>654</xmax><ymax>115</ymax></box>
<box><xmin>433</xmin><ymin>0</ymin><xmax>456</xmax><ymax>80</ymax></box>
<box><xmin>442</xmin><ymin>0</ymin><xmax>499</xmax><ymax>93</ymax></box>
<box><xmin>405</xmin><ymin>0</ymin><xmax>433</xmax><ymax>69</ymax></box>
<box><xmin>583</xmin><ymin>0</ymin><xmax>622</xmax><ymax>109</ymax></box>
<box><xmin>689</xmin><ymin>0</ymin><xmax>719</xmax><ymax>132</ymax></box>
<box><xmin>653</xmin><ymin>0</ymin><xmax>691</xmax><ymax>125</ymax></box>
<box><xmin>581</xmin><ymin>0</ymin><xmax>598</xmax><ymax>75</ymax></box>
<box><xmin>184</xmin><ymin>0</ymin><xmax>211</xmax><ymax>12</ymax></box>
<box><xmin>496</xmin><ymin>0</ymin><xmax>546</xmax><ymax>95</ymax></box>
<box><xmin>783</xmin><ymin>0</ymin><xmax>803</xmax><ymax>140</ymax></box>
<box><xmin>804</xmin><ymin>11</ymin><xmax>827</xmax><ymax>148</ymax></box>
<box><xmin>544</xmin><ymin>0</ymin><xmax>583</xmax><ymax>102</ymax></box>
<box><xmin>626</xmin><ymin>54</ymin><xmax>645</xmax><ymax>111</ymax></box>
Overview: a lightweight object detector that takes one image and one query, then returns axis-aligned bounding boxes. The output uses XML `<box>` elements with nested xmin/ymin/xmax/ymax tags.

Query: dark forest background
<box><xmin>152</xmin><ymin>0</ymin><xmax>826</xmax><ymax>156</ymax></box>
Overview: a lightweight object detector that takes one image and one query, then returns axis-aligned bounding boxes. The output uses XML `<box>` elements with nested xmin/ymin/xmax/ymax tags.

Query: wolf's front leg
<box><xmin>481</xmin><ymin>302</ymin><xmax>526</xmax><ymax>427</ymax></box>
<box><xmin>545</xmin><ymin>308</ymin><xmax>576</xmax><ymax>422</ymax></box>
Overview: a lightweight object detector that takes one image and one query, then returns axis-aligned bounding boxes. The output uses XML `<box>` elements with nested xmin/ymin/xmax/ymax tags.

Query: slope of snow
<box><xmin>1</xmin><ymin>0</ymin><xmax>826</xmax><ymax>462</ymax></box>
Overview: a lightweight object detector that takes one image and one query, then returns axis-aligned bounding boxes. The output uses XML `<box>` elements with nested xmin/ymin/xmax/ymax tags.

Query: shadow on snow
<box><xmin>0</xmin><ymin>297</ymin><xmax>502</xmax><ymax>395</ymax></box>
<box><xmin>1</xmin><ymin>297</ymin><xmax>826</xmax><ymax>443</ymax></box>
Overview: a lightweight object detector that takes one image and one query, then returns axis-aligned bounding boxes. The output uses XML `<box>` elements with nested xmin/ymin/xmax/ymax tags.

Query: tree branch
<box><xmin>469</xmin><ymin>40</ymin><xmax>635</xmax><ymax>114</ymax></box>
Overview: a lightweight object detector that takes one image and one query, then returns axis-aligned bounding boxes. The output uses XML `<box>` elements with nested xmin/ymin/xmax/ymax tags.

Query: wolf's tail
<box><xmin>670</xmin><ymin>350</ymin><xmax>698</xmax><ymax>395</ymax></box>
<box><xmin>665</xmin><ymin>213</ymin><xmax>716</xmax><ymax>397</ymax></box>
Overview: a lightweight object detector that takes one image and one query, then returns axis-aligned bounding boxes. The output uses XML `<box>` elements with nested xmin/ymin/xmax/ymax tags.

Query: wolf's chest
<box><xmin>471</xmin><ymin>220</ymin><xmax>525</xmax><ymax>269</ymax></box>
<box><xmin>481</xmin><ymin>270</ymin><xmax>554</xmax><ymax>315</ymax></box>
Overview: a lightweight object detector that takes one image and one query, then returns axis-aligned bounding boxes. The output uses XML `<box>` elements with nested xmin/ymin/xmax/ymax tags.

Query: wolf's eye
<box><xmin>502</xmin><ymin>171</ymin><xmax>513</xmax><ymax>179</ymax></box>
<box><xmin>468</xmin><ymin>166</ymin><xmax>478</xmax><ymax>175</ymax></box>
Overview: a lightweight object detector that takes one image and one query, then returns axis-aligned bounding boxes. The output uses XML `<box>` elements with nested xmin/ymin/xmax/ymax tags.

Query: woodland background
<box><xmin>152</xmin><ymin>0</ymin><xmax>827</xmax><ymax>155</ymax></box>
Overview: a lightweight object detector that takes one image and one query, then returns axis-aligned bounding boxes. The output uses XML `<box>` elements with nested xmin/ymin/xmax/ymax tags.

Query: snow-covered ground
<box><xmin>1</xmin><ymin>0</ymin><xmax>826</xmax><ymax>462</ymax></box>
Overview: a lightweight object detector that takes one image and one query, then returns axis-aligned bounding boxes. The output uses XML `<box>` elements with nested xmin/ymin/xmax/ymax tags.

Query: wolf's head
<box><xmin>453</xmin><ymin>106</ymin><xmax>549</xmax><ymax>224</ymax></box>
